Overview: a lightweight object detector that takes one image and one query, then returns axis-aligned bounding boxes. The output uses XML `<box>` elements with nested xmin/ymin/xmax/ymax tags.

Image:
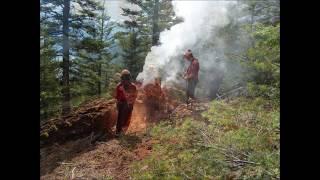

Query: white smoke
<box><xmin>136</xmin><ymin>1</ymin><xmax>237</xmax><ymax>97</ymax></box>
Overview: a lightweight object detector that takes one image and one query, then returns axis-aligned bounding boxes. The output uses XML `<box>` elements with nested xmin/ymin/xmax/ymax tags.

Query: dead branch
<box><xmin>217</xmin><ymin>87</ymin><xmax>244</xmax><ymax>99</ymax></box>
<box><xmin>231</xmin><ymin>159</ymin><xmax>260</xmax><ymax>165</ymax></box>
<box><xmin>71</xmin><ymin>167</ymin><xmax>76</xmax><ymax>179</ymax></box>
<box><xmin>58</xmin><ymin>162</ymin><xmax>75</xmax><ymax>166</ymax></box>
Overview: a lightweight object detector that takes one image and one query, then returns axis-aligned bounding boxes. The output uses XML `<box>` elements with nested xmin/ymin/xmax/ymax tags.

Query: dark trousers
<box><xmin>186</xmin><ymin>79</ymin><xmax>198</xmax><ymax>102</ymax></box>
<box><xmin>116</xmin><ymin>102</ymin><xmax>133</xmax><ymax>134</ymax></box>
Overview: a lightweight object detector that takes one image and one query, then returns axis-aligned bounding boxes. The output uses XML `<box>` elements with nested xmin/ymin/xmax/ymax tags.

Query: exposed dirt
<box><xmin>126</xmin><ymin>99</ymin><xmax>147</xmax><ymax>134</ymax></box>
<box><xmin>40</xmin><ymin>86</ymin><xmax>210</xmax><ymax>180</ymax></box>
<box><xmin>40</xmin><ymin>134</ymin><xmax>159</xmax><ymax>180</ymax></box>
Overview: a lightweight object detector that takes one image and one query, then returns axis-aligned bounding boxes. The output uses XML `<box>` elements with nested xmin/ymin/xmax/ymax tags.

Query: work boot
<box><xmin>186</xmin><ymin>97</ymin><xmax>190</xmax><ymax>105</ymax></box>
<box><xmin>115</xmin><ymin>130</ymin><xmax>122</xmax><ymax>138</ymax></box>
<box><xmin>190</xmin><ymin>98</ymin><xmax>197</xmax><ymax>104</ymax></box>
<box><xmin>114</xmin><ymin>133</ymin><xmax>120</xmax><ymax>138</ymax></box>
<box><xmin>187</xmin><ymin>98</ymin><xmax>196</xmax><ymax>110</ymax></box>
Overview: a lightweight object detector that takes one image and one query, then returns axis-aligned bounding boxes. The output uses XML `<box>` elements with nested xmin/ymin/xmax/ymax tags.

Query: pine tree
<box><xmin>118</xmin><ymin>32</ymin><xmax>145</xmax><ymax>79</ymax></box>
<box><xmin>41</xmin><ymin>0</ymin><xmax>104</xmax><ymax>114</ymax></box>
<box><xmin>97</xmin><ymin>0</ymin><xmax>116</xmax><ymax>95</ymax></box>
<box><xmin>117</xmin><ymin>0</ymin><xmax>182</xmax><ymax>79</ymax></box>
<box><xmin>62</xmin><ymin>0</ymin><xmax>71</xmax><ymax>114</ymax></box>
<box><xmin>71</xmin><ymin>0</ymin><xmax>117</xmax><ymax>99</ymax></box>
<box><xmin>125</xmin><ymin>0</ymin><xmax>182</xmax><ymax>45</ymax></box>
<box><xmin>40</xmin><ymin>26</ymin><xmax>61</xmax><ymax>120</ymax></box>
<box><xmin>216</xmin><ymin>1</ymin><xmax>280</xmax><ymax>100</ymax></box>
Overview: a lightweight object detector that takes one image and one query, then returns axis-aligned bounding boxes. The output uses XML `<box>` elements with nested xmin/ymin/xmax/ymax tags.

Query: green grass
<box><xmin>130</xmin><ymin>97</ymin><xmax>279</xmax><ymax>179</ymax></box>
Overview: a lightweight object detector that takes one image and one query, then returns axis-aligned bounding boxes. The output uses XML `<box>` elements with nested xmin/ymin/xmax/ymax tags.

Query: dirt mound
<box><xmin>40</xmin><ymin>98</ymin><xmax>118</xmax><ymax>148</ymax></box>
<box><xmin>40</xmin><ymin>84</ymin><xmax>188</xmax><ymax>149</ymax></box>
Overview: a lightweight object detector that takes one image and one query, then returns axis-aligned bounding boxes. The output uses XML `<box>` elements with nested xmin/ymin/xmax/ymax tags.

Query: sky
<box><xmin>103</xmin><ymin>0</ymin><xmax>140</xmax><ymax>22</ymax></box>
<box><xmin>104</xmin><ymin>0</ymin><xmax>124</xmax><ymax>21</ymax></box>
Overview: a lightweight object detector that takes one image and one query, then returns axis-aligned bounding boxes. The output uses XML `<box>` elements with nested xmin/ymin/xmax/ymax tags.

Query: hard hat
<box><xmin>121</xmin><ymin>69</ymin><xmax>130</xmax><ymax>76</ymax></box>
<box><xmin>184</xmin><ymin>49</ymin><xmax>193</xmax><ymax>58</ymax></box>
<box><xmin>120</xmin><ymin>69</ymin><xmax>131</xmax><ymax>81</ymax></box>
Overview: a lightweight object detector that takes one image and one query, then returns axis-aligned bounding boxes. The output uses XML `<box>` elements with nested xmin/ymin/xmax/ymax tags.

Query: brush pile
<box><xmin>40</xmin><ymin>98</ymin><xmax>117</xmax><ymax>148</ymax></box>
<box><xmin>40</xmin><ymin>83</ymin><xmax>208</xmax><ymax>148</ymax></box>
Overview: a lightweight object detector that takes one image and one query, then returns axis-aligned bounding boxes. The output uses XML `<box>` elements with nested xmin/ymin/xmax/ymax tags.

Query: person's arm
<box><xmin>114</xmin><ymin>83</ymin><xmax>124</xmax><ymax>102</ymax></box>
<box><xmin>127</xmin><ymin>84</ymin><xmax>138</xmax><ymax>105</ymax></box>
<box><xmin>183</xmin><ymin>71</ymin><xmax>187</xmax><ymax>79</ymax></box>
<box><xmin>183</xmin><ymin>66</ymin><xmax>191</xmax><ymax>80</ymax></box>
<box><xmin>195</xmin><ymin>61</ymin><xmax>200</xmax><ymax>74</ymax></box>
<box><xmin>186</xmin><ymin>74</ymin><xmax>194</xmax><ymax>79</ymax></box>
<box><xmin>186</xmin><ymin>64</ymin><xmax>194</xmax><ymax>80</ymax></box>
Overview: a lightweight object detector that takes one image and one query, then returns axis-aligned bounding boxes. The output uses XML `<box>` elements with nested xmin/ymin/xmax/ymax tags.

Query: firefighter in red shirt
<box><xmin>183</xmin><ymin>49</ymin><xmax>200</xmax><ymax>104</ymax></box>
<box><xmin>114</xmin><ymin>69</ymin><xmax>137</xmax><ymax>136</ymax></box>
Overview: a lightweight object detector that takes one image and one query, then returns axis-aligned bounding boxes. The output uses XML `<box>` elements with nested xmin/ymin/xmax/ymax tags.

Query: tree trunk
<box><xmin>98</xmin><ymin>63</ymin><xmax>102</xmax><ymax>96</ymax></box>
<box><xmin>98</xmin><ymin>0</ymin><xmax>106</xmax><ymax>96</ymax></box>
<box><xmin>105</xmin><ymin>72</ymin><xmax>109</xmax><ymax>90</ymax></box>
<box><xmin>62</xmin><ymin>0</ymin><xmax>71</xmax><ymax>115</ymax></box>
<box><xmin>152</xmin><ymin>0</ymin><xmax>160</xmax><ymax>46</ymax></box>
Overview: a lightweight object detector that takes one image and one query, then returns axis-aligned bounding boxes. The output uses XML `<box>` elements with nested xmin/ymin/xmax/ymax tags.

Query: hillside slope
<box><xmin>40</xmin><ymin>96</ymin><xmax>279</xmax><ymax>179</ymax></box>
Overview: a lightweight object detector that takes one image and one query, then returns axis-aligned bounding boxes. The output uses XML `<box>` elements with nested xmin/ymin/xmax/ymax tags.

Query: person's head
<box><xmin>184</xmin><ymin>49</ymin><xmax>194</xmax><ymax>61</ymax></box>
<box><xmin>120</xmin><ymin>69</ymin><xmax>131</xmax><ymax>85</ymax></box>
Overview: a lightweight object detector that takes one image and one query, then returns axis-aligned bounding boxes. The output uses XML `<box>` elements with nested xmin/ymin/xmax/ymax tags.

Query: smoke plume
<box><xmin>136</xmin><ymin>1</ymin><xmax>237</xmax><ymax>99</ymax></box>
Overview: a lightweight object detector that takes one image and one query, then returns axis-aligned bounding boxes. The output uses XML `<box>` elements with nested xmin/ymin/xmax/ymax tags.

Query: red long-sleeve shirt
<box><xmin>115</xmin><ymin>82</ymin><xmax>137</xmax><ymax>104</ymax></box>
<box><xmin>186</xmin><ymin>58</ymin><xmax>200</xmax><ymax>81</ymax></box>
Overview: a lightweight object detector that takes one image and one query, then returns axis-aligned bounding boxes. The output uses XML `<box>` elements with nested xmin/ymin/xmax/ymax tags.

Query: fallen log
<box><xmin>216</xmin><ymin>86</ymin><xmax>245</xmax><ymax>100</ymax></box>
<box><xmin>40</xmin><ymin>98</ymin><xmax>117</xmax><ymax>148</ymax></box>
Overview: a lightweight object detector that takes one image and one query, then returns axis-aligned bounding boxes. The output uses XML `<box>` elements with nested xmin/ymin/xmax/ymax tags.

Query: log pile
<box><xmin>40</xmin><ymin>98</ymin><xmax>117</xmax><ymax>148</ymax></box>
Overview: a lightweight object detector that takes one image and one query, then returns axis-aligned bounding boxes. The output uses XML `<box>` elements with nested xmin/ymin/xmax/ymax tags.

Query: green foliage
<box><xmin>243</xmin><ymin>23</ymin><xmax>280</xmax><ymax>101</ymax></box>
<box><xmin>131</xmin><ymin>97</ymin><xmax>279</xmax><ymax>179</ymax></box>
<box><xmin>40</xmin><ymin>0</ymin><xmax>181</xmax><ymax>120</ymax></box>
<box><xmin>117</xmin><ymin>32</ymin><xmax>145</xmax><ymax>79</ymax></box>
<box><xmin>217</xmin><ymin>1</ymin><xmax>279</xmax><ymax>102</ymax></box>
<box><xmin>117</xmin><ymin>0</ymin><xmax>182</xmax><ymax>79</ymax></box>
<box><xmin>40</xmin><ymin>0</ymin><xmax>120</xmax><ymax>120</ymax></box>
<box><xmin>40</xmin><ymin>31</ymin><xmax>62</xmax><ymax>120</ymax></box>
<box><xmin>125</xmin><ymin>0</ymin><xmax>182</xmax><ymax>34</ymax></box>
